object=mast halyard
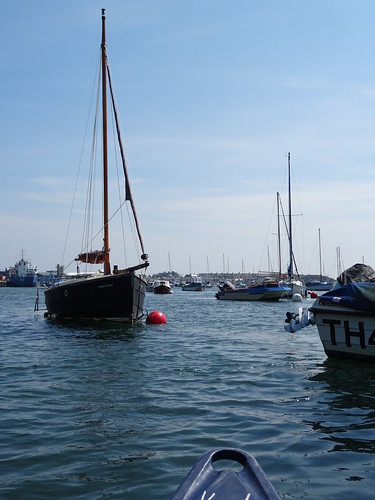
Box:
[101,8,110,275]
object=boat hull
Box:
[305,281,333,292]
[153,284,172,294]
[44,271,146,323]
[216,285,287,301]
[7,276,37,287]
[182,283,205,291]
[282,280,306,298]
[310,303,375,361]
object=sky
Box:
[2,0,375,278]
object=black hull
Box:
[44,271,146,323]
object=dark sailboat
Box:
[44,9,149,322]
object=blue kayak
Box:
[172,448,279,499]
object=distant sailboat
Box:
[44,10,149,322]
[305,228,333,291]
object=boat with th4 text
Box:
[153,280,173,294]
[285,263,375,362]
[7,252,37,287]
[43,9,149,322]
[309,263,375,361]
[216,278,289,301]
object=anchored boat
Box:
[7,252,37,288]
[310,263,375,361]
[153,280,173,294]
[216,279,289,301]
[44,9,149,322]
[182,274,205,291]
[285,264,375,362]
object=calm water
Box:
[1,287,375,499]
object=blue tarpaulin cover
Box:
[321,283,375,312]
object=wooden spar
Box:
[101,8,110,275]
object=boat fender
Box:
[285,307,315,333]
[146,310,167,324]
[292,293,302,302]
[310,291,318,298]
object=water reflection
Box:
[307,359,375,453]
[41,314,146,342]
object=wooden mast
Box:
[101,8,110,275]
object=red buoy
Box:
[310,291,318,298]
[146,310,167,324]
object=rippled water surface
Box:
[1,287,375,498]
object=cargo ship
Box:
[7,252,37,287]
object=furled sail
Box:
[75,251,106,264]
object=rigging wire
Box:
[81,71,101,272]
[60,50,147,274]
[109,102,144,266]
[109,99,128,268]
[106,59,146,257]
[279,196,302,278]
[60,52,102,271]
[63,200,128,273]
[106,59,144,263]
[256,194,277,275]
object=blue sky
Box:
[2,0,375,278]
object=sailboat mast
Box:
[101,8,110,275]
[287,152,293,279]
[318,227,322,280]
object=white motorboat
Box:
[153,280,173,294]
